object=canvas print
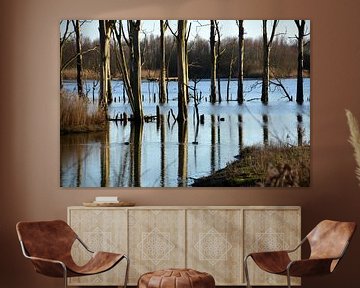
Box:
[60,20,310,188]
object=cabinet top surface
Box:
[68,205,301,210]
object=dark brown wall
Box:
[1,0,360,287]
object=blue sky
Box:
[60,20,310,42]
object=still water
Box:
[61,78,310,187]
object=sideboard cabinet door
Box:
[68,208,128,286]
[187,209,243,285]
[243,208,301,286]
[128,209,186,284]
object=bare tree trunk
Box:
[100,130,110,187]
[129,20,144,122]
[99,20,113,108]
[113,20,143,122]
[113,21,135,111]
[215,21,222,103]
[227,42,236,102]
[261,20,279,104]
[159,20,167,104]
[210,20,217,103]
[60,20,70,90]
[295,20,305,104]
[185,35,190,103]
[130,122,143,187]
[177,121,188,187]
[237,20,244,104]
[160,115,166,186]
[73,20,84,97]
[262,44,270,103]
[177,20,188,123]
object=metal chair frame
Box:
[18,226,129,288]
[244,236,350,288]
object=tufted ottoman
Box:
[138,268,215,288]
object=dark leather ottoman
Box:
[138,268,215,288]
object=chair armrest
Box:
[287,258,336,277]
[25,255,67,277]
[286,237,307,253]
[76,236,94,253]
[246,251,291,274]
[19,240,67,277]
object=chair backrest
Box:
[307,220,356,262]
[16,220,77,261]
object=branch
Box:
[61,47,98,71]
[269,79,292,101]
[268,20,279,46]
[186,22,192,43]
[60,20,70,47]
[112,25,136,112]
[236,20,243,28]
[167,20,178,37]
[118,21,129,47]
[194,20,210,35]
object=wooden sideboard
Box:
[67,206,301,286]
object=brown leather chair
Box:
[16,220,129,288]
[244,220,356,288]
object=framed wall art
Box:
[60,20,310,188]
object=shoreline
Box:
[191,145,310,187]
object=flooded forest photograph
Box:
[60,20,310,188]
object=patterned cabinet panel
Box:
[128,209,186,284]
[243,208,301,286]
[187,209,243,285]
[68,208,128,286]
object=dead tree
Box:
[60,20,96,90]
[295,20,306,104]
[210,20,217,103]
[177,20,188,123]
[215,22,224,103]
[128,20,144,122]
[72,20,84,97]
[99,20,113,108]
[159,20,167,104]
[113,21,134,109]
[227,40,237,102]
[261,20,279,104]
[237,20,244,104]
[113,20,144,122]
[189,76,203,123]
[60,20,71,89]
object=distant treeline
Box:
[61,35,310,80]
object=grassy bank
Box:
[62,68,161,81]
[60,91,107,134]
[192,145,310,187]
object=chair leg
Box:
[62,265,68,288]
[286,270,291,288]
[123,255,130,288]
[244,255,252,288]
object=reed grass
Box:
[62,68,99,80]
[60,91,107,134]
[346,109,360,186]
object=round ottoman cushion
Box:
[138,268,215,288]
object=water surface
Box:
[61,78,310,187]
